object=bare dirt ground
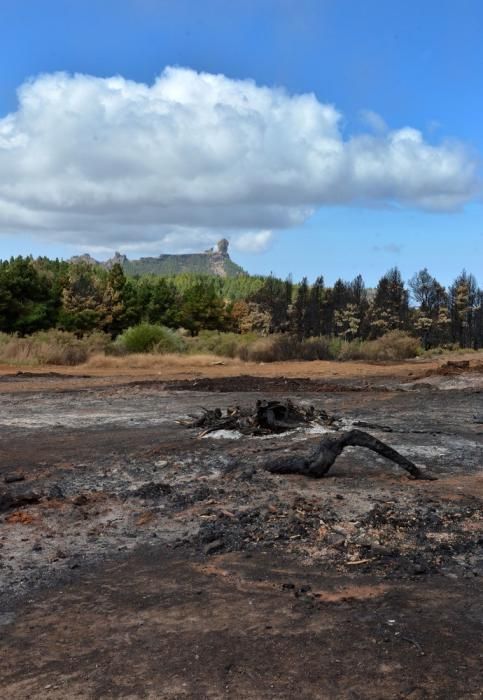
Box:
[0,355,482,699]
[0,349,479,391]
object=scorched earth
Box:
[0,357,482,699]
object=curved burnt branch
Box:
[264,429,436,480]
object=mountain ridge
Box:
[69,239,245,278]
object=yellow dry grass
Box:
[83,352,243,370]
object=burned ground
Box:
[0,367,482,698]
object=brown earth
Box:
[0,357,482,699]
[0,350,480,392]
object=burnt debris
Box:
[186,400,436,480]
[185,399,335,437]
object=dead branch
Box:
[264,429,436,480]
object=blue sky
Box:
[0,0,482,286]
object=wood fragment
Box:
[346,558,375,566]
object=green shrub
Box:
[116,324,185,354]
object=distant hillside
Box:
[69,239,245,278]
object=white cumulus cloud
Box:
[0,67,478,254]
[359,109,387,134]
[232,230,273,253]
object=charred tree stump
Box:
[264,429,436,480]
[188,399,330,437]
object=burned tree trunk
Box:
[264,429,436,480]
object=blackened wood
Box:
[264,429,436,480]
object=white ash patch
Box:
[391,444,450,458]
[0,411,173,430]
[202,422,334,441]
[305,423,334,436]
[202,430,243,440]
[401,374,483,391]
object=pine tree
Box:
[292,277,310,339]
[101,263,127,336]
[307,276,324,337]
[370,268,409,337]
[60,263,103,332]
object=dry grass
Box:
[236,332,421,363]
[0,331,110,366]
[238,335,340,362]
[0,328,474,372]
[83,352,243,370]
[338,331,421,362]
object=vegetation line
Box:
[0,256,481,365]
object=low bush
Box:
[186,330,258,358]
[115,324,186,354]
[237,334,343,362]
[297,336,343,361]
[338,331,421,362]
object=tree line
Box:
[0,256,482,349]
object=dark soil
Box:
[0,371,481,698]
[166,375,390,393]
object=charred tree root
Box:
[264,429,437,480]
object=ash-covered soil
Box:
[0,371,482,699]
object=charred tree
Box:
[264,429,436,480]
